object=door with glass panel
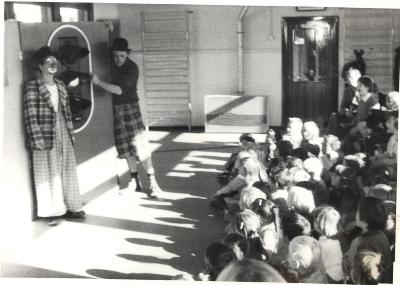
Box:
[282,17,338,127]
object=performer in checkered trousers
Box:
[91,38,164,198]
[24,46,85,222]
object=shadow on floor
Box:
[1,263,91,278]
[83,132,231,278]
[86,269,171,280]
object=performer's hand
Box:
[90,73,100,85]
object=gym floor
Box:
[1,131,266,279]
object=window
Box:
[60,7,79,22]
[4,2,93,22]
[12,3,51,23]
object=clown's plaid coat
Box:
[24,77,75,150]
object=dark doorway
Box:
[282,17,339,127]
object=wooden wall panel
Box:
[344,8,394,93]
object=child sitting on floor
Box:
[216,258,286,282]
[282,210,312,241]
[302,121,323,156]
[351,249,384,285]
[313,205,344,283]
[286,235,328,283]
[342,197,391,282]
[218,133,257,183]
[282,117,303,149]
[222,233,250,260]
[201,242,237,281]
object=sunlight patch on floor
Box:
[147,131,171,142]
[173,163,222,173]
[166,171,196,178]
[171,132,266,145]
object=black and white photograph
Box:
[1,0,400,284]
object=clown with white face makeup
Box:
[23,46,85,223]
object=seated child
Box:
[342,197,391,281]
[350,249,383,285]
[222,233,250,260]
[216,258,286,282]
[239,186,267,210]
[210,151,257,209]
[370,113,397,168]
[282,117,303,149]
[225,209,268,261]
[282,210,312,241]
[287,186,315,218]
[223,157,267,211]
[286,235,328,283]
[201,242,237,281]
[313,205,344,283]
[321,134,341,173]
[302,121,323,156]
[252,198,287,266]
[220,133,256,180]
[302,157,330,205]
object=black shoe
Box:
[42,216,63,226]
[64,210,86,219]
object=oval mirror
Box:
[47,24,93,133]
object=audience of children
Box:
[203,79,397,283]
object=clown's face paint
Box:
[40,56,58,74]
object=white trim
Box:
[47,24,93,134]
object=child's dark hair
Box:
[277,140,294,158]
[282,210,312,241]
[358,197,388,231]
[358,76,375,92]
[204,242,237,281]
[223,233,250,258]
[239,133,256,144]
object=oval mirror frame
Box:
[47,24,94,134]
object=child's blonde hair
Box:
[242,157,262,185]
[288,236,322,276]
[226,209,261,237]
[239,187,267,210]
[288,117,303,133]
[287,186,315,215]
[313,206,341,238]
[303,157,323,179]
[279,167,311,188]
[351,250,382,284]
[303,121,320,139]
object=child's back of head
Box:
[216,258,286,282]
[312,205,341,238]
[282,211,311,241]
[287,186,316,216]
[225,209,261,237]
[222,233,249,260]
[287,235,327,283]
[357,197,388,232]
[239,186,267,210]
[351,249,382,285]
[204,242,237,281]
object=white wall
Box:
[93,3,119,20]
[96,4,344,126]
[1,21,34,256]
[93,4,397,127]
